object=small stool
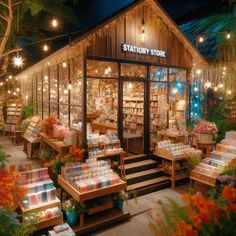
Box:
[197,141,216,158]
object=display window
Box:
[32,75,37,115]
[150,82,168,151]
[150,66,168,81]
[43,72,49,118]
[50,65,58,104]
[37,74,42,118]
[87,78,118,135]
[169,68,187,82]
[121,63,146,78]
[87,60,118,78]
[59,62,69,104]
[59,104,69,126]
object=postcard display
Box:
[18,167,63,230]
[6,101,22,124]
[191,131,236,187]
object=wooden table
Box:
[40,132,72,156]
[197,141,216,158]
[153,150,190,189]
[58,175,130,235]
[123,133,143,156]
[91,122,116,134]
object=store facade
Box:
[17,0,206,155]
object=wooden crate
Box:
[35,214,63,230]
[190,170,217,187]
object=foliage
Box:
[0,207,37,236]
[0,167,27,208]
[115,190,138,204]
[62,198,85,215]
[38,149,53,161]
[224,158,236,176]
[21,117,32,134]
[149,186,236,236]
[184,155,201,171]
[0,149,10,168]
[22,103,33,119]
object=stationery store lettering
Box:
[121,44,167,58]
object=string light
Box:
[25,95,28,99]
[16,88,20,92]
[226,32,231,39]
[44,75,48,80]
[64,89,68,95]
[13,92,16,96]
[214,87,218,91]
[197,35,204,43]
[227,90,232,95]
[218,83,224,88]
[12,55,24,67]
[0,82,3,86]
[223,67,226,71]
[204,81,212,89]
[62,62,67,68]
[8,75,12,79]
[7,90,11,94]
[194,87,199,92]
[196,69,201,75]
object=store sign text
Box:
[121,44,167,58]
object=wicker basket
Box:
[198,134,212,143]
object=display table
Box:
[58,175,130,235]
[123,133,143,156]
[197,141,216,158]
[190,170,217,188]
[40,132,72,156]
[158,132,186,143]
[153,150,190,189]
[23,136,40,158]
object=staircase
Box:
[121,154,170,195]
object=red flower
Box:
[222,186,236,202]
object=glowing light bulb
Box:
[196,69,201,75]
[104,69,109,75]
[8,75,12,79]
[227,90,232,95]
[78,81,82,86]
[44,75,48,80]
[204,81,212,89]
[62,62,67,68]
[68,83,72,90]
[13,92,16,95]
[43,44,49,52]
[140,22,145,42]
[16,88,20,92]
[194,87,199,92]
[171,87,178,94]
[12,56,24,68]
[51,19,58,28]
[218,84,224,88]
[214,87,218,91]
[223,67,226,71]
[7,90,11,94]
[95,69,98,74]
[64,89,68,95]
[226,33,231,39]
[25,95,28,99]
[198,36,204,43]
[0,82,3,86]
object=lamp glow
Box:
[196,69,201,75]
[218,84,224,88]
[51,19,58,28]
[204,81,212,89]
[171,87,178,95]
[16,88,20,92]
[214,87,218,91]
[226,33,231,39]
[43,44,49,52]
[194,87,199,92]
[64,89,68,95]
[12,56,24,68]
[227,90,232,95]
[62,62,67,68]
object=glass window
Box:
[32,76,37,115]
[87,79,118,135]
[121,63,146,78]
[169,68,187,82]
[150,66,168,81]
[43,72,49,118]
[87,60,118,78]
[70,105,82,130]
[59,63,68,104]
[150,82,168,151]
[50,103,58,116]
[37,74,42,117]
[59,104,69,126]
[169,82,187,131]
[50,65,58,104]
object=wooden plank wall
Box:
[85,2,192,68]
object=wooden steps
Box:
[126,168,162,185]
[127,176,170,190]
[123,159,157,174]
[120,154,170,194]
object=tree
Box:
[0,0,78,75]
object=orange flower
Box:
[190,214,202,229]
[231,204,236,213]
[199,208,211,224]
[222,186,236,202]
[174,220,198,236]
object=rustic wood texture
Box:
[85,2,193,68]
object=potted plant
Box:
[0,149,10,168]
[38,149,53,165]
[115,190,137,210]
[62,198,85,226]
[42,114,58,138]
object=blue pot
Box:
[116,200,124,210]
[66,211,78,226]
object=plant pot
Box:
[198,134,212,143]
[115,200,124,210]
[66,211,78,226]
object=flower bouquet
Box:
[42,114,58,138]
[69,145,84,162]
[149,186,236,236]
[194,119,218,143]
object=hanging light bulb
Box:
[12,55,24,68]
[51,18,58,28]
[226,31,231,39]
[8,90,11,94]
[13,92,17,95]
[43,44,49,52]
[223,67,226,71]
[8,75,12,79]
[214,86,218,91]
[43,88,46,92]
[0,82,3,86]
[16,88,20,92]
[194,87,199,92]
[218,83,224,88]
[25,95,28,99]
[227,90,232,95]
[204,81,212,89]
[62,62,67,68]
[140,18,145,42]
[6,78,8,82]
[78,81,82,86]
[95,69,98,74]
[68,81,72,90]
[197,35,204,43]
[64,89,68,95]
[44,75,48,80]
